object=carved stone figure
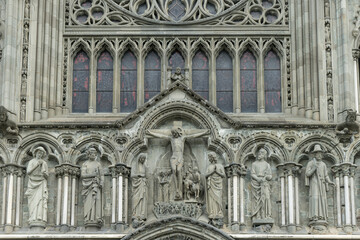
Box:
[0,106,19,136]
[146,121,209,200]
[157,169,172,202]
[305,144,335,230]
[171,67,185,82]
[81,147,103,229]
[25,146,48,228]
[251,148,272,220]
[184,165,201,201]
[206,152,225,228]
[131,153,147,228]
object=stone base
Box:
[30,221,46,231]
[287,224,296,233]
[231,223,239,232]
[4,225,13,233]
[115,222,127,232]
[343,225,353,234]
[85,222,102,231]
[60,224,70,233]
[252,218,274,233]
[309,220,328,233]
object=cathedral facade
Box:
[0,0,360,239]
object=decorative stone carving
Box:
[81,147,104,230]
[184,165,201,201]
[157,168,172,202]
[131,153,148,228]
[168,67,189,86]
[153,202,202,219]
[251,148,274,232]
[25,146,49,229]
[336,110,359,145]
[206,152,225,228]
[0,106,19,136]
[305,144,335,232]
[146,121,209,200]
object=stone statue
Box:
[131,153,147,228]
[25,146,48,227]
[146,121,209,200]
[171,67,185,82]
[157,169,172,202]
[81,147,103,228]
[184,165,201,201]
[305,144,335,229]
[251,148,272,220]
[205,152,225,228]
[0,106,19,136]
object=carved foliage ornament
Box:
[69,0,286,26]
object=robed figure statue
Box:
[305,144,334,225]
[81,147,104,228]
[25,146,49,227]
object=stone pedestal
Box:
[252,218,274,233]
[309,220,328,233]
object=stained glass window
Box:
[264,50,281,112]
[216,50,233,112]
[144,51,161,102]
[121,50,137,112]
[96,51,113,113]
[192,51,209,100]
[168,50,185,73]
[72,51,89,113]
[240,51,257,112]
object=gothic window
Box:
[144,50,161,102]
[240,51,257,112]
[168,50,185,73]
[264,50,281,112]
[72,51,90,113]
[121,50,137,113]
[216,50,233,112]
[96,50,113,113]
[192,50,209,100]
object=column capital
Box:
[55,163,81,177]
[276,162,302,177]
[225,163,247,177]
[332,163,357,177]
[0,164,26,177]
[110,163,131,177]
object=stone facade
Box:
[0,0,360,239]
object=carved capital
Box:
[225,163,247,177]
[55,164,81,177]
[110,163,131,177]
[277,163,302,177]
[0,164,26,177]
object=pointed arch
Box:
[168,48,186,73]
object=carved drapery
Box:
[0,164,25,233]
[225,163,247,231]
[109,163,131,229]
[55,164,80,230]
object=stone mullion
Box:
[210,40,216,106]
[89,38,95,114]
[279,168,286,228]
[137,44,144,107]
[161,42,167,90]
[259,40,265,113]
[349,166,357,229]
[55,169,62,226]
[234,43,240,113]
[113,39,119,113]
[14,168,25,230]
[1,171,7,227]
[110,166,117,225]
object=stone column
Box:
[0,164,25,233]
[225,163,247,231]
[55,164,80,232]
[109,163,130,231]
[277,163,302,233]
[349,165,357,230]
[353,49,360,111]
[331,165,342,229]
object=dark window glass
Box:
[168,50,185,73]
[192,51,209,100]
[240,51,257,112]
[216,50,233,112]
[72,51,89,113]
[144,51,161,102]
[96,51,113,113]
[264,50,281,112]
[121,50,137,112]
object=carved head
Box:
[33,146,46,159]
[256,148,268,161]
[346,111,357,122]
[138,153,146,164]
[87,147,98,160]
[0,106,8,122]
[171,127,183,138]
[311,144,324,161]
[175,67,181,74]
[208,152,217,164]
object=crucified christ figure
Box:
[146,121,210,200]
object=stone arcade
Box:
[1,0,360,239]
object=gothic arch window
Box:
[96,50,113,113]
[72,50,90,113]
[168,50,185,72]
[192,50,209,100]
[120,50,137,113]
[264,50,281,113]
[216,50,233,112]
[144,50,161,102]
[240,50,257,112]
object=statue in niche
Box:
[205,152,225,228]
[146,121,209,200]
[131,153,148,228]
[25,146,48,227]
[81,147,104,228]
[305,144,335,230]
[251,148,272,220]
[184,165,201,201]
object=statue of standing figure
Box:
[251,148,272,220]
[81,147,103,229]
[206,152,225,228]
[25,146,48,228]
[305,144,334,230]
[131,153,148,228]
